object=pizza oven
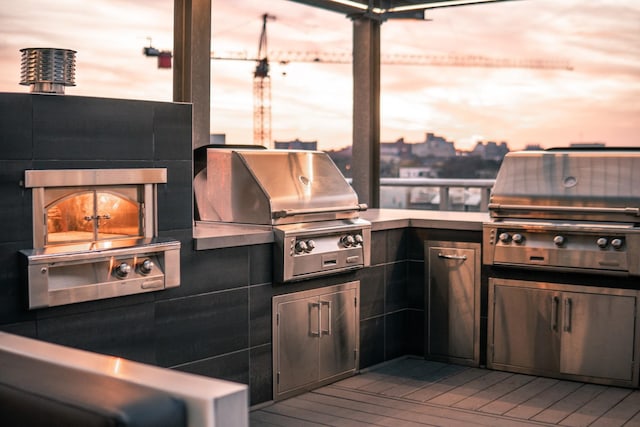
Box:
[20,168,181,309]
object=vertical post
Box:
[351,16,381,208]
[173,0,211,149]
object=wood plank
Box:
[282,394,433,427]
[401,363,471,401]
[313,385,551,426]
[403,366,488,402]
[453,373,537,411]
[560,387,633,427]
[478,376,559,416]
[590,390,640,427]
[250,409,326,427]
[531,383,607,424]
[503,379,582,420]
[427,370,513,406]
[262,399,366,426]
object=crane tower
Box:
[254,14,276,148]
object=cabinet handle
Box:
[310,302,320,336]
[321,301,332,336]
[563,297,572,332]
[438,253,467,261]
[551,295,559,331]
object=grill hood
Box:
[194,148,366,226]
[489,148,640,222]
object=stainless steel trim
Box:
[489,204,640,218]
[24,168,167,187]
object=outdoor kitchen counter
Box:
[193,209,487,250]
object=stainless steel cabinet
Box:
[488,278,640,387]
[426,241,481,366]
[272,281,359,401]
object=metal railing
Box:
[378,178,495,211]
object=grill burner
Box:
[483,148,640,276]
[194,147,370,282]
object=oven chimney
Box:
[20,48,76,94]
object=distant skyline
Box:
[1,0,639,151]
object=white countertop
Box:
[193,209,487,250]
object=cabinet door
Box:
[319,288,358,381]
[560,292,636,381]
[427,242,480,364]
[275,297,320,395]
[491,284,561,374]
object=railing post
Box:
[439,186,449,211]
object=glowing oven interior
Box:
[45,188,142,246]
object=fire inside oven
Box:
[44,187,142,246]
[21,169,180,309]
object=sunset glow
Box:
[1,0,638,151]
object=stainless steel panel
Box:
[426,241,480,366]
[489,281,560,374]
[24,168,167,187]
[273,219,370,283]
[489,150,640,222]
[22,238,181,309]
[483,222,640,275]
[560,292,636,381]
[195,149,362,225]
[318,288,358,381]
[488,278,640,387]
[274,298,319,394]
[272,281,359,401]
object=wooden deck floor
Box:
[250,357,640,426]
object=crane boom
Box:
[213,50,572,70]
[145,15,572,147]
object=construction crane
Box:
[144,15,572,147]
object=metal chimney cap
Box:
[20,47,76,94]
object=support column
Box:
[173,0,211,149]
[351,16,381,208]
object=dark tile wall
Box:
[357,228,424,370]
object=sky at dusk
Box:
[1,0,639,152]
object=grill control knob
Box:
[596,237,608,249]
[354,234,364,245]
[306,240,316,252]
[114,262,131,278]
[553,235,566,247]
[611,238,624,250]
[294,240,308,253]
[498,232,511,243]
[139,259,154,275]
[512,233,524,244]
[341,235,355,247]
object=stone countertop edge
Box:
[193,210,488,250]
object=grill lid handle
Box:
[272,203,368,219]
[488,204,640,217]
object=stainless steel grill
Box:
[483,148,640,388]
[194,147,370,282]
[483,148,640,276]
